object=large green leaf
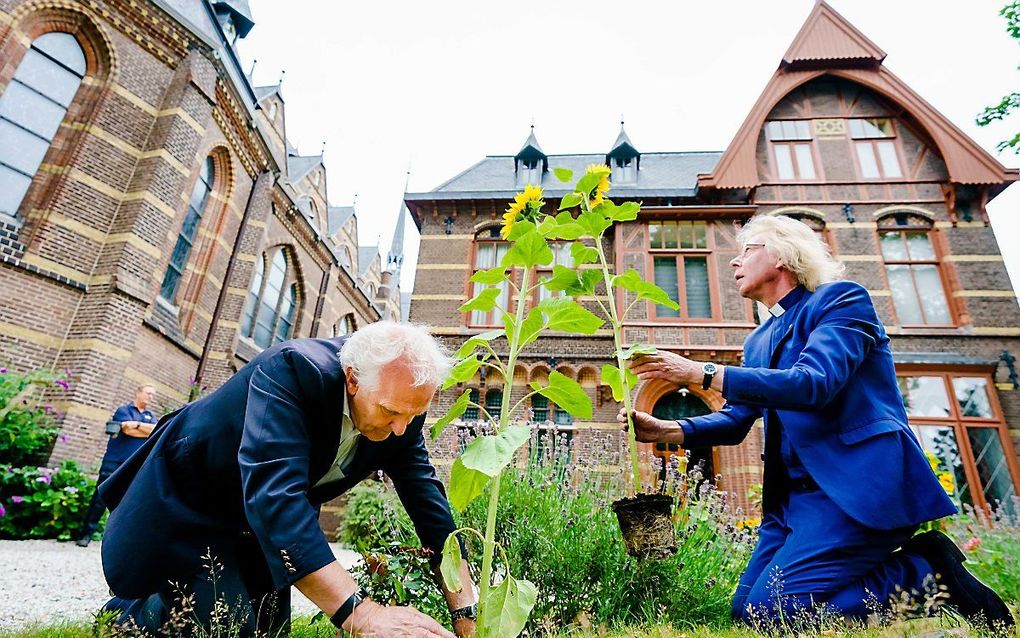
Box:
[539,266,600,298]
[570,242,599,265]
[615,343,657,361]
[504,219,536,242]
[478,574,538,638]
[460,287,502,314]
[470,266,509,285]
[503,227,553,269]
[431,388,472,439]
[611,269,680,311]
[601,364,639,402]
[553,167,573,183]
[574,172,602,198]
[576,209,613,238]
[448,457,490,511]
[606,201,640,222]
[558,192,582,211]
[455,330,505,358]
[443,355,485,390]
[440,533,463,593]
[531,371,592,419]
[517,307,544,349]
[534,297,603,335]
[460,425,532,477]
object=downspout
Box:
[310,265,331,337]
[194,169,273,392]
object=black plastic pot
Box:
[612,494,677,560]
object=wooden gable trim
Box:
[783,1,885,66]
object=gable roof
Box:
[782,1,885,66]
[287,154,322,183]
[358,246,378,276]
[327,206,355,236]
[698,1,1018,194]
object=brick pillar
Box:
[49,51,219,465]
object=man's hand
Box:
[630,352,701,385]
[618,407,684,445]
[344,599,456,637]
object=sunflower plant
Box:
[431,165,678,636]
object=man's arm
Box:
[120,421,155,438]
[382,419,478,632]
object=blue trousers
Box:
[732,487,934,626]
[79,458,121,539]
[102,535,290,638]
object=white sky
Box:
[236,0,1020,296]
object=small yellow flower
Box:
[938,471,955,494]
[502,184,544,238]
[585,163,611,207]
[925,451,941,472]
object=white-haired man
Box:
[99,322,476,638]
[621,215,1013,630]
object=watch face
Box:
[703,362,718,374]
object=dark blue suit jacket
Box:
[100,337,456,598]
[681,281,956,530]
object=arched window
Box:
[240,247,300,348]
[484,388,503,422]
[878,212,951,326]
[0,32,86,217]
[161,156,215,302]
[334,313,356,336]
[463,389,480,421]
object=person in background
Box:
[75,384,157,547]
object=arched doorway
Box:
[651,390,714,482]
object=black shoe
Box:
[904,530,1015,632]
[75,536,91,547]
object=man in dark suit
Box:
[621,215,1014,631]
[100,322,475,638]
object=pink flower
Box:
[63,486,78,494]
[11,496,24,504]
[59,433,68,444]
[35,475,51,484]
[55,378,71,390]
[961,537,981,552]
[0,504,5,517]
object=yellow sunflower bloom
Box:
[938,471,955,494]
[502,184,544,238]
[585,163,611,208]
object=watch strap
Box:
[330,587,369,629]
[450,604,477,622]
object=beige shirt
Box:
[314,394,361,487]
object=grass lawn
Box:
[2,610,1016,638]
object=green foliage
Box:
[977,1,1020,151]
[335,479,415,552]
[945,505,1020,603]
[0,460,96,540]
[0,367,71,467]
[457,458,756,633]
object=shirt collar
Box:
[767,285,807,317]
[342,392,358,438]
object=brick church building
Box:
[408,2,1020,513]
[0,0,407,466]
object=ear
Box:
[344,367,359,395]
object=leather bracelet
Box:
[330,587,369,629]
[450,603,477,622]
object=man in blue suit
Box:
[100,322,475,638]
[621,215,1013,631]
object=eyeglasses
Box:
[739,242,766,259]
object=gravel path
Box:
[0,539,361,630]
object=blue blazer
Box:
[681,281,956,530]
[100,336,457,599]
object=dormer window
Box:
[514,125,547,188]
[517,157,542,187]
[220,15,237,42]
[612,156,636,184]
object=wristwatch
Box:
[450,603,478,622]
[330,587,369,629]
[701,362,718,390]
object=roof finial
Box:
[404,161,412,193]
[320,140,326,156]
[620,113,625,127]
[278,69,286,86]
[352,192,359,211]
[248,58,257,79]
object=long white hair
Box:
[338,321,452,391]
[737,215,845,290]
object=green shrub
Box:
[458,449,755,633]
[945,501,1020,603]
[336,478,416,551]
[0,367,71,467]
[0,460,96,540]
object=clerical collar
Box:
[767,285,807,317]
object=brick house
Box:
[0,0,407,469]
[407,2,1020,513]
